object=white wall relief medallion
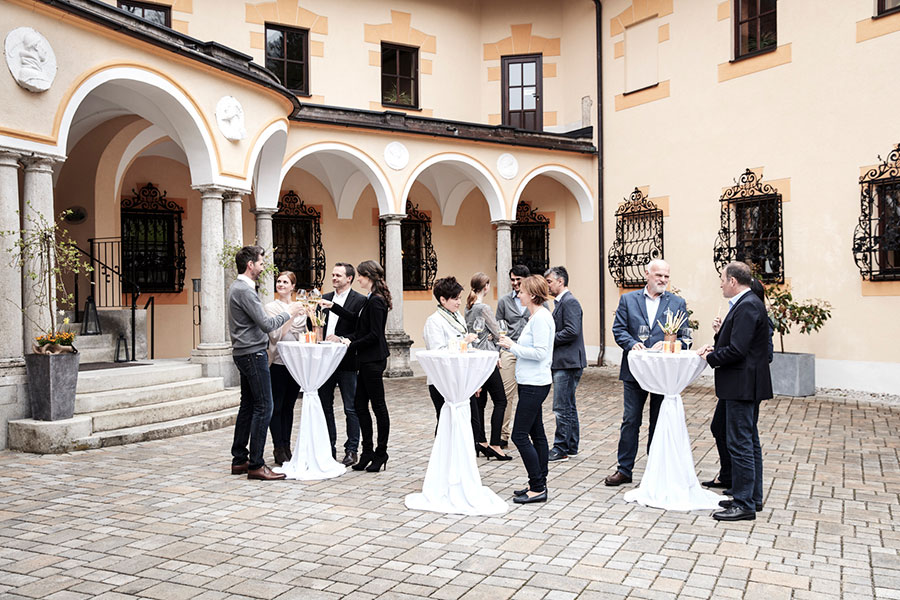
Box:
[215,96,246,141]
[384,142,409,170]
[497,153,518,180]
[5,27,57,93]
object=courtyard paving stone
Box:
[0,368,897,599]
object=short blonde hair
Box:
[519,274,550,306]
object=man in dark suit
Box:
[606,259,688,486]
[319,263,367,466]
[544,266,587,462]
[699,261,772,521]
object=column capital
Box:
[222,192,245,203]
[491,219,517,230]
[380,213,406,224]
[20,154,62,172]
[0,150,23,166]
[192,184,226,198]
[252,206,277,216]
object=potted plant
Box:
[2,207,92,420]
[765,286,832,397]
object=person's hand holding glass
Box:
[497,319,512,350]
[633,324,650,351]
[680,327,693,351]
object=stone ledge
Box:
[8,416,92,454]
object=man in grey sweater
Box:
[229,246,304,480]
[496,264,533,447]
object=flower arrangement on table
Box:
[303,289,327,343]
[657,310,688,353]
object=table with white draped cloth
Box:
[623,350,723,511]
[273,341,348,481]
[405,349,508,516]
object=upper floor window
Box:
[379,201,437,291]
[118,0,171,27]
[608,188,664,288]
[713,169,784,283]
[854,145,900,281]
[878,0,900,16]
[121,182,186,293]
[381,43,418,108]
[273,191,325,289]
[512,201,550,276]
[266,24,309,95]
[502,55,542,131]
[734,0,776,59]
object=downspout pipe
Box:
[593,0,605,365]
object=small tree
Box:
[765,287,831,353]
[219,241,279,295]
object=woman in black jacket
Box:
[324,260,392,473]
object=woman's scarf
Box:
[436,304,467,334]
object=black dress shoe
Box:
[498,440,508,449]
[719,499,763,511]
[701,478,731,489]
[481,445,513,461]
[604,471,632,486]
[712,506,756,521]
[513,490,547,504]
[273,447,289,466]
[341,451,358,466]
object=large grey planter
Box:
[24,352,80,420]
[770,352,815,397]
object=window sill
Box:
[730,46,777,64]
[381,103,422,112]
[718,44,791,83]
[622,82,659,97]
[873,6,900,19]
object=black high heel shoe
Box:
[482,445,513,461]
[352,452,375,471]
[475,444,487,457]
[366,454,388,472]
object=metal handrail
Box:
[143,295,155,359]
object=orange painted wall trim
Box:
[614,80,670,111]
[857,10,900,43]
[718,44,792,83]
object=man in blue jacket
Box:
[545,266,587,462]
[606,259,688,486]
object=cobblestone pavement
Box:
[1,368,898,600]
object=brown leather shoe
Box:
[247,465,286,480]
[231,461,249,475]
[341,451,358,466]
[604,471,633,486]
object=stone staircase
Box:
[8,360,240,453]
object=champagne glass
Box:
[497,319,508,336]
[680,327,693,350]
[473,316,485,335]
[638,325,650,345]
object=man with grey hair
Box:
[606,259,688,486]
[544,266,586,462]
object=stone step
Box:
[77,347,116,364]
[90,389,240,433]
[75,377,225,413]
[74,333,117,348]
[76,361,203,394]
[72,406,239,451]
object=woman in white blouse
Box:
[265,271,307,466]
[422,276,476,423]
[498,275,556,504]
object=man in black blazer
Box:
[699,261,772,521]
[319,263,367,466]
[545,266,587,462]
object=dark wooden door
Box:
[502,54,542,131]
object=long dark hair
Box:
[357,260,392,310]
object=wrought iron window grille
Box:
[853,144,900,281]
[379,201,437,291]
[608,188,664,288]
[273,190,326,290]
[713,169,784,283]
[512,201,550,276]
[121,182,186,293]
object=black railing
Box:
[72,238,144,361]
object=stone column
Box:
[21,156,58,349]
[0,151,24,364]
[381,214,412,377]
[190,186,236,385]
[493,220,516,297]
[222,192,243,339]
[253,207,276,301]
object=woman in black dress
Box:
[324,260,392,473]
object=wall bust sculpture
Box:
[384,141,409,170]
[497,153,519,180]
[215,96,246,141]
[5,27,57,93]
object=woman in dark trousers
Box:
[324,260,392,473]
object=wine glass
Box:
[680,327,693,350]
[497,319,508,337]
[638,325,650,345]
[473,316,485,335]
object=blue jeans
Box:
[725,399,763,511]
[551,368,582,454]
[616,379,663,479]
[512,384,551,493]
[320,370,360,454]
[231,350,274,470]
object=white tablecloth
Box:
[405,349,508,515]
[274,341,348,481]
[623,350,722,511]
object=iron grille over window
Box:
[273,190,325,290]
[713,169,784,283]
[381,43,418,108]
[118,1,171,27]
[379,201,437,291]
[121,182,186,293]
[734,0,776,59]
[608,188,664,288]
[853,144,900,281]
[265,24,309,94]
[512,201,550,276]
